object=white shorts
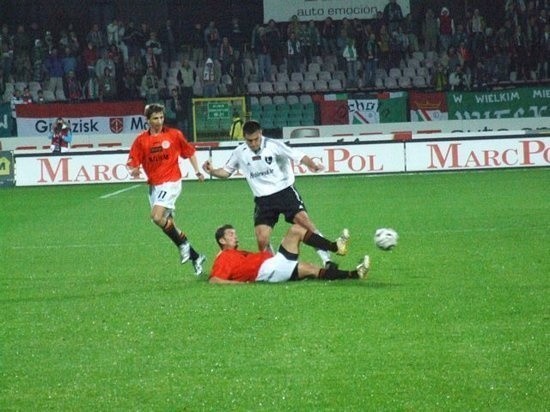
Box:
[257,252,298,283]
[149,180,182,210]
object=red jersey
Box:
[210,249,273,282]
[127,126,196,185]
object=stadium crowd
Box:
[1,0,549,131]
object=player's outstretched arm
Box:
[202,160,232,179]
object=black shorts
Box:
[254,185,307,227]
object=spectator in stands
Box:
[64,70,82,102]
[1,42,14,79]
[402,13,420,53]
[159,19,177,65]
[287,15,301,39]
[540,23,550,79]
[106,19,121,48]
[342,37,359,88]
[36,89,45,103]
[377,24,391,71]
[136,22,151,57]
[140,65,160,103]
[13,50,32,82]
[254,26,272,82]
[83,74,99,100]
[422,8,439,52]
[44,48,65,94]
[114,20,129,64]
[383,0,404,33]
[432,62,448,91]
[202,57,218,97]
[0,68,6,99]
[82,41,99,79]
[145,31,163,63]
[449,64,469,90]
[452,24,469,49]
[31,39,46,82]
[142,46,160,77]
[303,20,321,64]
[10,89,23,135]
[457,42,472,75]
[0,23,12,46]
[469,9,486,55]
[204,21,220,60]
[320,17,338,56]
[86,23,107,52]
[362,33,379,87]
[388,29,403,69]
[265,19,283,67]
[511,24,531,80]
[176,57,195,126]
[438,7,455,53]
[189,23,204,64]
[219,36,234,75]
[21,86,33,103]
[98,66,117,101]
[286,31,302,75]
[229,49,245,95]
[44,30,54,54]
[61,46,78,75]
[123,21,142,60]
[351,19,366,58]
[12,24,32,62]
[229,17,246,54]
[165,87,186,132]
[95,48,116,80]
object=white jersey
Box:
[223,135,305,197]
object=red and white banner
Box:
[15,101,146,137]
[409,91,448,121]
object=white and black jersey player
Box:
[203,120,348,266]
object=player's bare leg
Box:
[150,205,202,268]
[255,224,273,253]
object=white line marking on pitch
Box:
[100,184,141,199]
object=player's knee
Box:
[150,211,164,226]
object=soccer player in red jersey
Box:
[127,103,206,275]
[209,224,370,284]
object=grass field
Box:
[1,168,548,411]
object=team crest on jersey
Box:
[264,156,273,164]
[162,140,171,149]
[109,117,124,134]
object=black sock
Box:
[163,219,187,246]
[303,230,337,252]
[189,246,199,261]
[319,267,358,280]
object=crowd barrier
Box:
[4,129,548,187]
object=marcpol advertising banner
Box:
[447,86,550,120]
[263,0,410,22]
[15,101,146,137]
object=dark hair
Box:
[144,103,165,119]
[215,224,234,248]
[242,120,261,136]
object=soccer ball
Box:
[374,228,399,250]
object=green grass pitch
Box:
[1,168,548,410]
